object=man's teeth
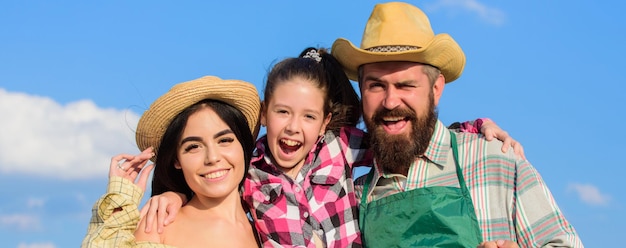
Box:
[383,117,404,122]
[203,170,228,179]
[281,139,301,146]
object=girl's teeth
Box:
[281,139,301,146]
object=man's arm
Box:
[513,159,583,247]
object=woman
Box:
[82,76,261,247]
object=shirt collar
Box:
[251,135,282,175]
[423,120,452,167]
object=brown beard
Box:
[364,93,438,175]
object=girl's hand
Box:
[480,120,526,160]
[139,191,186,233]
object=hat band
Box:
[366,45,420,53]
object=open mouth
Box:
[382,116,407,123]
[380,116,409,132]
[279,138,302,153]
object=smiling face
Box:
[261,78,330,176]
[175,107,246,200]
[360,61,444,174]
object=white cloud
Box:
[568,183,611,206]
[26,197,46,209]
[426,0,506,26]
[0,88,140,179]
[18,242,56,248]
[0,214,41,231]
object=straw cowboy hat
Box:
[135,76,260,159]
[332,2,466,83]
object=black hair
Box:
[150,99,255,201]
[264,47,361,131]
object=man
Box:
[331,2,582,247]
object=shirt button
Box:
[303,211,309,218]
[294,187,301,193]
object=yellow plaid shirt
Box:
[81,176,174,248]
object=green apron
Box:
[359,131,482,247]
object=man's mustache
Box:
[372,107,417,124]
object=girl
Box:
[82,76,261,247]
[243,48,369,247]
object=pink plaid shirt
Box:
[243,126,371,248]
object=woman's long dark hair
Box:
[150,99,255,201]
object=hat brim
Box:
[135,76,260,161]
[332,34,465,83]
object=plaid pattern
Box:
[82,177,175,248]
[356,120,584,247]
[243,126,371,248]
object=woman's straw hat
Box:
[135,76,260,158]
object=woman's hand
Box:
[109,147,155,192]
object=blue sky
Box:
[1,0,623,247]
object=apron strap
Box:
[359,167,375,231]
[449,130,483,242]
[449,131,469,191]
